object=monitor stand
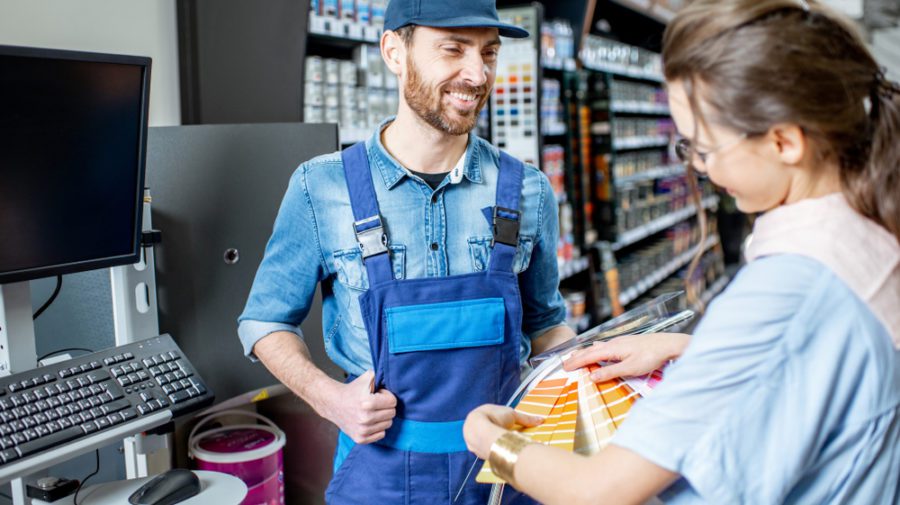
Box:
[0,282,40,504]
[0,282,38,377]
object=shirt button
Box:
[430,242,439,251]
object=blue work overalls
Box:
[324,142,535,505]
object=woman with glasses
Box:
[462,0,900,503]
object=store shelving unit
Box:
[177,0,731,332]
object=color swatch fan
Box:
[475,363,663,483]
[474,293,690,487]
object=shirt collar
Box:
[366,116,484,189]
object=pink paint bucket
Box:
[189,410,286,505]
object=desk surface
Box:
[33,470,247,505]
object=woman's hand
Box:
[562,333,691,382]
[463,405,542,460]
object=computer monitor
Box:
[0,45,151,285]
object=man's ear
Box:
[766,123,806,166]
[381,30,405,77]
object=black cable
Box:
[37,348,94,363]
[73,449,100,505]
[32,275,62,320]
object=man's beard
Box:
[403,55,490,136]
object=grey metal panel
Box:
[147,123,341,404]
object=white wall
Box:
[0,0,181,126]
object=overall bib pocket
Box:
[333,245,406,329]
[385,297,505,353]
[468,235,535,273]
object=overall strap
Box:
[488,151,525,273]
[341,142,394,285]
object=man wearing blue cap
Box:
[239,0,574,502]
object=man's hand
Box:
[562,333,690,382]
[252,332,397,445]
[323,370,398,444]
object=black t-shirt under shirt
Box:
[408,169,450,190]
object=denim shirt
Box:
[238,118,566,377]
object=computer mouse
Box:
[128,468,201,505]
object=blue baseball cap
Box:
[384,0,530,39]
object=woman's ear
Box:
[767,123,806,165]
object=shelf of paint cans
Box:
[303,47,397,138]
[618,235,719,306]
[308,0,385,44]
[614,164,685,186]
[611,102,671,115]
[612,135,670,151]
[610,195,719,251]
[559,256,590,282]
[581,35,665,83]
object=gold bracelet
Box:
[488,430,532,488]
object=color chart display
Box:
[476,364,663,484]
[492,6,541,167]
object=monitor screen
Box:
[0,46,150,284]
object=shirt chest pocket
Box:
[333,245,406,329]
[467,235,534,274]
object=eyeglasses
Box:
[675,133,748,166]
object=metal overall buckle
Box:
[491,206,521,247]
[354,215,389,262]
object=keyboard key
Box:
[95,417,111,430]
[142,359,154,368]
[68,367,79,376]
[20,380,31,390]
[136,405,149,416]
[22,429,38,441]
[17,426,84,457]
[58,370,71,379]
[35,401,49,412]
[167,351,179,361]
[7,384,19,393]
[123,352,134,360]
[0,448,19,463]
[79,422,98,434]
[42,374,55,383]
[24,405,39,416]
[107,413,123,425]
[11,433,26,445]
[30,378,42,388]
[104,358,114,366]
[35,425,50,438]
[45,410,59,421]
[34,389,48,400]
[169,391,190,404]
[90,361,101,370]
[46,421,61,433]
[89,385,104,397]
[79,364,91,373]
[21,418,36,429]
[33,414,48,425]
[58,418,72,429]
[89,407,104,419]
[22,393,36,404]
[101,399,130,415]
[0,437,12,449]
[120,408,137,421]
[86,371,110,384]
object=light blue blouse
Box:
[613,254,900,504]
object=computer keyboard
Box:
[0,334,213,475]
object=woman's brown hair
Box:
[663,0,900,307]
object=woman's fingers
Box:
[563,341,622,371]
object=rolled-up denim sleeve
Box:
[238,164,327,360]
[519,172,567,339]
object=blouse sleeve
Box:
[611,255,829,502]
